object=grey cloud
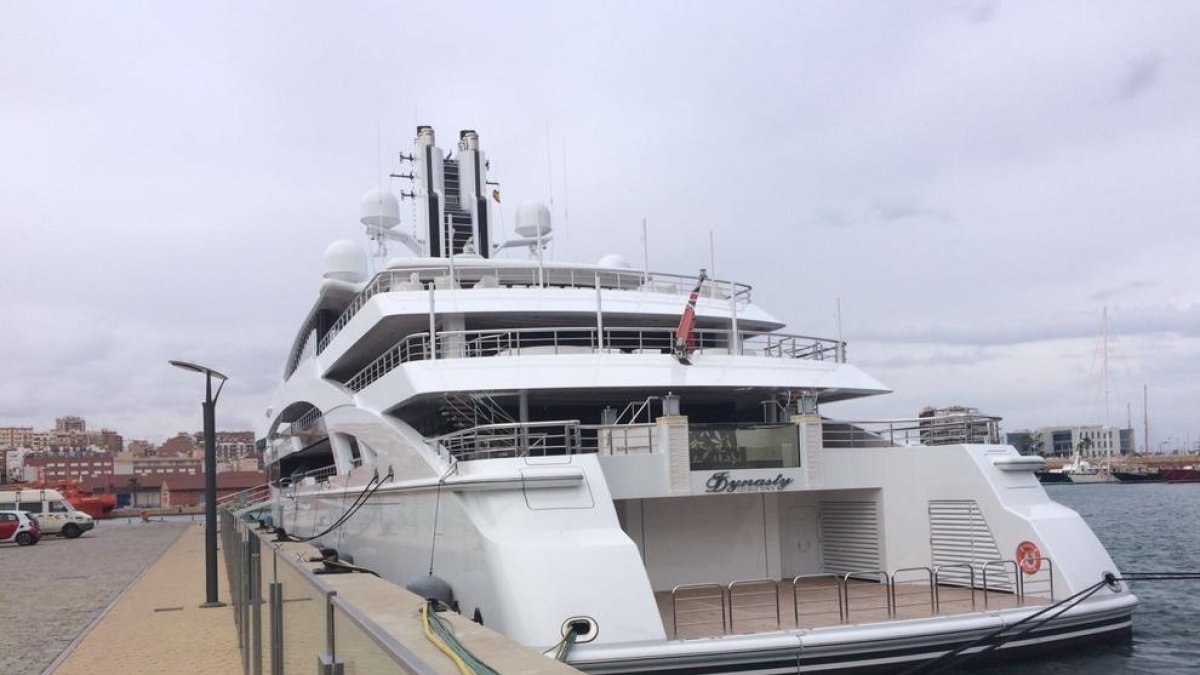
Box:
[1113,54,1163,102]
[946,0,997,24]
[856,347,999,370]
[3,2,1200,447]
[809,199,952,230]
[857,303,1200,347]
[872,200,953,225]
[1091,280,1153,302]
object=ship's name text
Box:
[704,471,794,493]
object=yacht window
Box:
[331,433,364,472]
[358,439,378,465]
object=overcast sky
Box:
[3,1,1198,451]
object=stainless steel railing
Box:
[792,574,846,625]
[666,557,1055,638]
[433,420,582,462]
[345,325,845,392]
[727,578,782,633]
[431,420,663,462]
[316,266,754,356]
[220,510,443,675]
[822,414,1003,448]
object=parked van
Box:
[0,489,94,538]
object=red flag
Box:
[673,269,708,364]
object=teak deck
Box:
[657,578,1047,640]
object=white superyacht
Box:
[263,125,1136,673]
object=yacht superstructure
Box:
[262,126,1135,673]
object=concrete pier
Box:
[10,521,578,674]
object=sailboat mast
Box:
[1144,384,1150,454]
[1103,306,1111,466]
[1103,306,1110,426]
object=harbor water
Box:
[967,483,1200,674]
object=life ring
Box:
[1016,541,1042,575]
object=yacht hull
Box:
[570,595,1135,674]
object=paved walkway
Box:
[0,521,189,675]
[53,523,241,675]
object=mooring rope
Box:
[286,467,394,543]
[899,570,1200,675]
[421,599,500,675]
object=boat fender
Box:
[407,574,454,607]
[309,547,340,563]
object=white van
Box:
[0,489,95,538]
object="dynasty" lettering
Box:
[705,471,794,493]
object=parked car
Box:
[0,489,95,538]
[0,510,41,545]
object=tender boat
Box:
[262,125,1136,673]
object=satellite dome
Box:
[597,254,632,269]
[322,240,368,283]
[514,201,552,238]
[360,188,400,229]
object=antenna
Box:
[836,297,844,350]
[641,218,650,284]
[375,117,384,272]
[562,138,570,259]
[709,230,716,282]
[545,119,555,261]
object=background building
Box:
[23,453,116,482]
[1007,425,1134,458]
[55,416,87,433]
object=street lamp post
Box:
[169,359,228,609]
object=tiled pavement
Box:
[51,523,241,675]
[0,520,190,675]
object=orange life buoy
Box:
[1016,541,1041,575]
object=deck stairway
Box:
[439,392,516,432]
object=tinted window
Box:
[22,502,43,513]
[50,501,70,513]
[0,502,15,510]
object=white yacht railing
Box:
[433,420,582,462]
[822,414,1002,448]
[315,267,752,355]
[431,420,661,462]
[345,326,845,392]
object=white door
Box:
[784,505,821,577]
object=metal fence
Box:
[666,558,1056,639]
[220,509,440,675]
[429,420,663,462]
[345,325,845,392]
[317,267,753,356]
[822,414,1003,448]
